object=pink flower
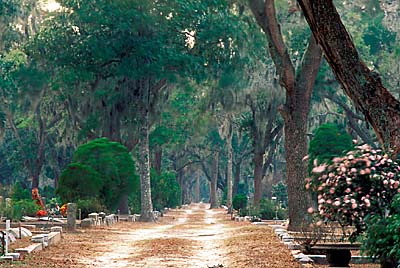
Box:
[329,187,335,194]
[302,155,309,161]
[333,157,342,163]
[307,207,314,214]
[352,203,358,209]
[305,183,310,190]
[345,188,351,193]
[318,199,325,204]
[383,180,388,185]
[333,201,341,206]
[312,164,327,174]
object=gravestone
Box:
[80,218,94,228]
[67,203,77,232]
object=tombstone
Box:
[50,226,62,233]
[98,212,106,224]
[80,218,94,228]
[67,203,77,232]
[9,227,32,239]
[88,213,99,226]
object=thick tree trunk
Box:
[249,0,322,231]
[209,151,219,209]
[298,0,400,155]
[253,152,264,207]
[282,109,312,230]
[226,127,233,213]
[138,108,155,222]
[233,162,241,196]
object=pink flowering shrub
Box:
[306,144,400,234]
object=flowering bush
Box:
[306,144,400,235]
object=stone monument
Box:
[67,203,77,232]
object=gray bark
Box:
[138,106,155,222]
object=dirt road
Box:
[5,203,303,268]
[82,203,228,268]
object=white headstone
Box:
[5,220,10,254]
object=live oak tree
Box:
[248,0,322,229]
[0,1,67,193]
[29,0,254,220]
[297,0,400,155]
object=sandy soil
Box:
[0,203,378,268]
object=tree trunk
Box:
[226,126,233,213]
[31,105,47,190]
[138,107,155,222]
[249,0,322,230]
[195,175,200,203]
[264,173,273,199]
[253,152,264,207]
[282,108,312,230]
[297,0,400,155]
[153,146,162,175]
[209,151,219,209]
[117,195,129,214]
[233,161,241,196]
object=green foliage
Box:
[76,198,107,219]
[57,163,103,202]
[151,169,181,211]
[11,181,30,201]
[272,182,288,208]
[361,195,400,266]
[361,214,400,266]
[258,199,288,220]
[232,194,247,210]
[308,123,353,171]
[57,138,139,211]
[40,185,56,199]
[0,199,41,221]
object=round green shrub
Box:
[232,194,248,210]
